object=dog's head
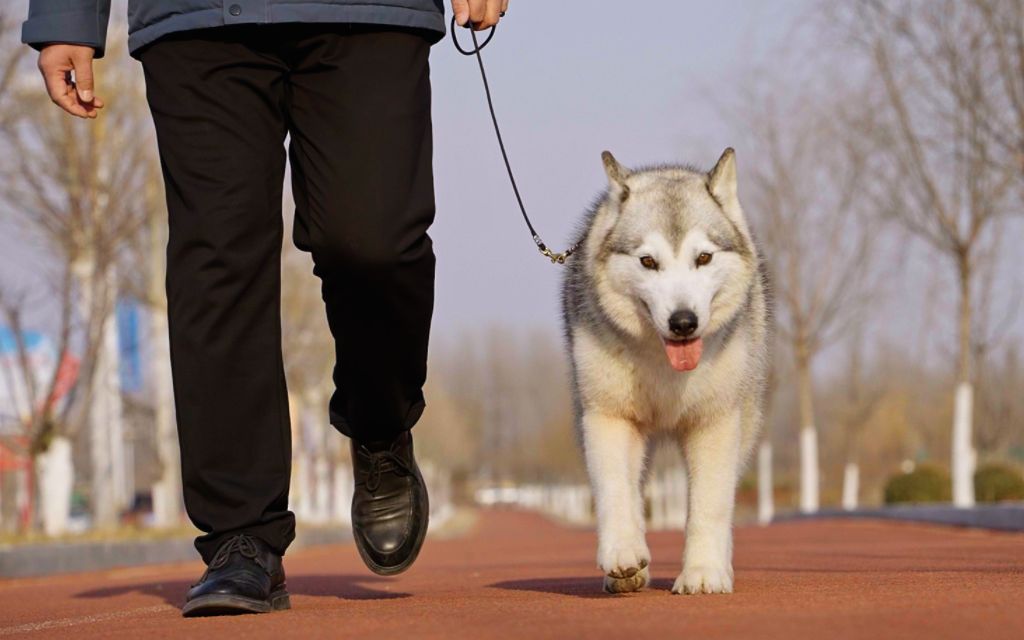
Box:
[589,148,758,371]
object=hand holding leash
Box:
[452,0,508,31]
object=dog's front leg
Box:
[581,412,650,593]
[673,409,741,594]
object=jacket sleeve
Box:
[22,0,112,59]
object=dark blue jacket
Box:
[23,0,446,58]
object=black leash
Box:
[451,17,578,265]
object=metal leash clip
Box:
[535,236,577,264]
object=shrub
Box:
[974,464,1024,503]
[883,464,951,505]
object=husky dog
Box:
[561,148,770,595]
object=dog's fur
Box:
[561,149,770,595]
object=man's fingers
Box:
[41,68,67,105]
[454,0,505,30]
[469,0,486,26]
[42,69,87,117]
[452,0,470,26]
[71,50,95,103]
[482,0,501,29]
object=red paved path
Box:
[1,510,1023,639]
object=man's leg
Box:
[286,27,435,442]
[285,25,435,574]
[139,30,295,565]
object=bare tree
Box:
[0,14,71,533]
[0,33,153,529]
[845,0,1021,506]
[741,81,879,513]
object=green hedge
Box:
[975,464,1024,503]
[883,464,951,504]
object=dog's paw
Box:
[598,540,651,594]
[671,563,733,595]
[604,563,649,594]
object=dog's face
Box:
[592,150,757,371]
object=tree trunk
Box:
[757,439,774,525]
[147,205,182,527]
[77,258,129,528]
[795,345,819,513]
[149,306,182,526]
[952,255,976,507]
[36,436,74,536]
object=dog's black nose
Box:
[668,310,698,338]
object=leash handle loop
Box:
[450,18,496,55]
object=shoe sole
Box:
[181,586,291,617]
[356,481,430,577]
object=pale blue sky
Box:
[3,0,1021,374]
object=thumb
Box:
[71,50,95,102]
[452,0,470,26]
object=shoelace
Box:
[197,533,267,583]
[359,446,415,493]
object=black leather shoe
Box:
[181,533,290,617]
[351,431,429,575]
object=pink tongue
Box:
[664,338,703,372]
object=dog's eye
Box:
[695,252,713,267]
[639,255,659,270]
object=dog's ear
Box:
[707,147,738,205]
[601,151,630,199]
[708,147,753,241]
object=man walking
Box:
[24,0,507,617]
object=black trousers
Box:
[139,24,436,563]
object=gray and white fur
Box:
[561,148,770,595]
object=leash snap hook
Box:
[539,246,564,264]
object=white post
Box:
[841,461,859,511]
[757,440,774,525]
[799,426,819,513]
[951,382,975,507]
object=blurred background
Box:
[0,0,1022,549]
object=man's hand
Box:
[452,0,509,31]
[37,44,104,119]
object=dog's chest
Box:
[630,359,703,429]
